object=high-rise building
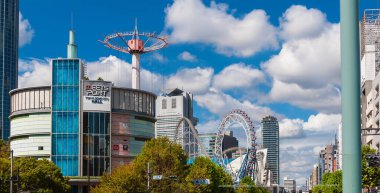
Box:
[360,9,380,151]
[9,30,156,192]
[262,115,279,184]
[155,88,198,157]
[0,0,19,139]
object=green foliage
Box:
[236,176,270,193]
[185,156,233,193]
[0,140,10,158]
[93,137,189,193]
[16,158,71,193]
[362,145,380,190]
[312,170,342,193]
[0,157,70,193]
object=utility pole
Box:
[340,0,362,192]
[10,150,13,193]
[147,162,150,193]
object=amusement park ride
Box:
[100,22,260,184]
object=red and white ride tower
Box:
[100,21,168,89]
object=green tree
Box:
[362,145,380,191]
[0,156,70,193]
[16,158,71,193]
[236,176,270,193]
[312,171,342,193]
[185,156,233,193]
[93,137,189,193]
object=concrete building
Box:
[311,164,319,189]
[360,9,380,152]
[262,115,279,184]
[155,88,198,157]
[0,0,19,140]
[283,177,296,193]
[9,30,156,192]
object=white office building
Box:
[155,88,198,157]
[283,177,296,193]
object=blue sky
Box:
[18,0,377,186]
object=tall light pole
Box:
[340,0,362,192]
[10,150,13,193]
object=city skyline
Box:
[15,0,379,186]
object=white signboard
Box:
[193,179,210,185]
[82,80,112,112]
[153,175,163,180]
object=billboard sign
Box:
[82,80,112,111]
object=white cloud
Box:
[178,51,197,62]
[213,63,265,90]
[165,0,278,57]
[18,59,51,88]
[279,118,305,139]
[19,12,34,47]
[263,24,340,89]
[269,80,341,113]
[166,67,213,94]
[304,113,341,133]
[195,89,278,122]
[86,55,165,93]
[279,5,327,40]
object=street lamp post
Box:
[10,150,13,193]
[340,0,362,192]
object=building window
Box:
[172,98,176,109]
[38,146,44,150]
[162,99,167,109]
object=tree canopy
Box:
[362,145,380,191]
[93,137,235,193]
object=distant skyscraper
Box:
[155,88,198,157]
[262,115,279,184]
[0,0,19,139]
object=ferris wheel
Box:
[214,109,258,182]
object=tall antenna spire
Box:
[134,17,139,40]
[67,27,77,58]
[71,12,74,30]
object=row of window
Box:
[161,98,176,109]
[11,88,51,113]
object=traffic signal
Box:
[366,154,380,167]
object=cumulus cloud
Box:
[178,51,197,62]
[279,5,328,40]
[213,63,265,90]
[269,80,341,113]
[19,12,34,47]
[165,0,278,57]
[18,59,51,88]
[279,118,305,139]
[195,89,279,122]
[261,5,341,113]
[263,24,340,89]
[86,55,165,93]
[166,67,213,94]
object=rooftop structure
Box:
[100,20,168,89]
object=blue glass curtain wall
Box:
[51,59,81,176]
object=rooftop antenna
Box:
[71,12,74,30]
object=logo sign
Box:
[82,80,112,111]
[193,179,210,185]
[113,145,119,151]
[153,175,163,180]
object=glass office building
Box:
[51,58,82,176]
[0,0,19,139]
[262,116,279,184]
